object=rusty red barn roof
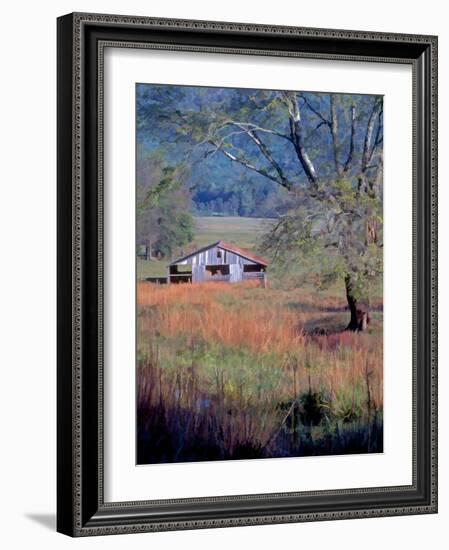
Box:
[168,240,268,267]
[217,241,268,266]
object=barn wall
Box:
[192,265,205,283]
[176,246,257,267]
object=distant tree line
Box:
[191,176,290,217]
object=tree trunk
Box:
[345,274,370,332]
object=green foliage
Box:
[137,156,194,259]
[153,208,194,258]
[262,175,383,303]
[138,166,178,212]
[331,178,358,210]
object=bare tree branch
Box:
[300,95,357,181]
[249,129,292,188]
[304,120,328,143]
[207,140,294,189]
[214,121,293,188]
[358,98,382,194]
[299,94,331,127]
[343,105,356,175]
[217,120,292,142]
[367,106,383,165]
[280,92,319,185]
[330,94,343,177]
[361,99,380,171]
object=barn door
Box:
[229,264,243,283]
[192,265,205,283]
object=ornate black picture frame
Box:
[57,12,438,536]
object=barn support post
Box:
[263,272,268,288]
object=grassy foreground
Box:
[137,281,383,464]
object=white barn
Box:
[167,241,268,286]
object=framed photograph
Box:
[57,12,438,536]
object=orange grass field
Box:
[137,280,383,463]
